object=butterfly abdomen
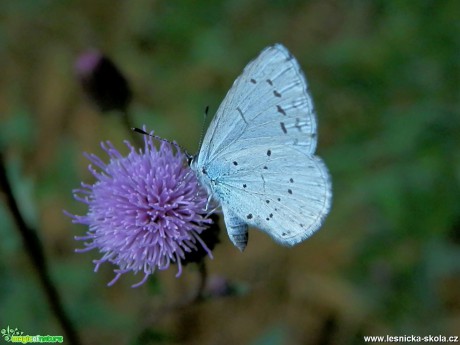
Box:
[221,203,249,251]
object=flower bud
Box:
[75,50,132,112]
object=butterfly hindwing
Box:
[207,143,331,246]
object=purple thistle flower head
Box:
[66,130,217,287]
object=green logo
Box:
[1,326,24,342]
[0,327,63,343]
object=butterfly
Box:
[190,43,332,251]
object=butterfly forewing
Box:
[197,44,318,166]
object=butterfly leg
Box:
[205,204,220,218]
[222,204,248,251]
[204,194,214,211]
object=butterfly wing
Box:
[197,44,318,167]
[192,44,331,249]
[207,143,332,246]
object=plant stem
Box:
[0,151,82,345]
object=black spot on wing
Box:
[295,118,303,131]
[267,149,271,156]
[280,122,287,134]
[250,78,257,84]
[273,90,282,98]
[277,105,286,116]
[266,79,273,86]
[247,214,253,219]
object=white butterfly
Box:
[190,44,332,251]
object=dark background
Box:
[0,1,459,344]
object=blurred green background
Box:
[0,1,459,344]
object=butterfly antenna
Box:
[197,106,210,152]
[131,127,193,160]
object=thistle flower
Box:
[66,132,218,287]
